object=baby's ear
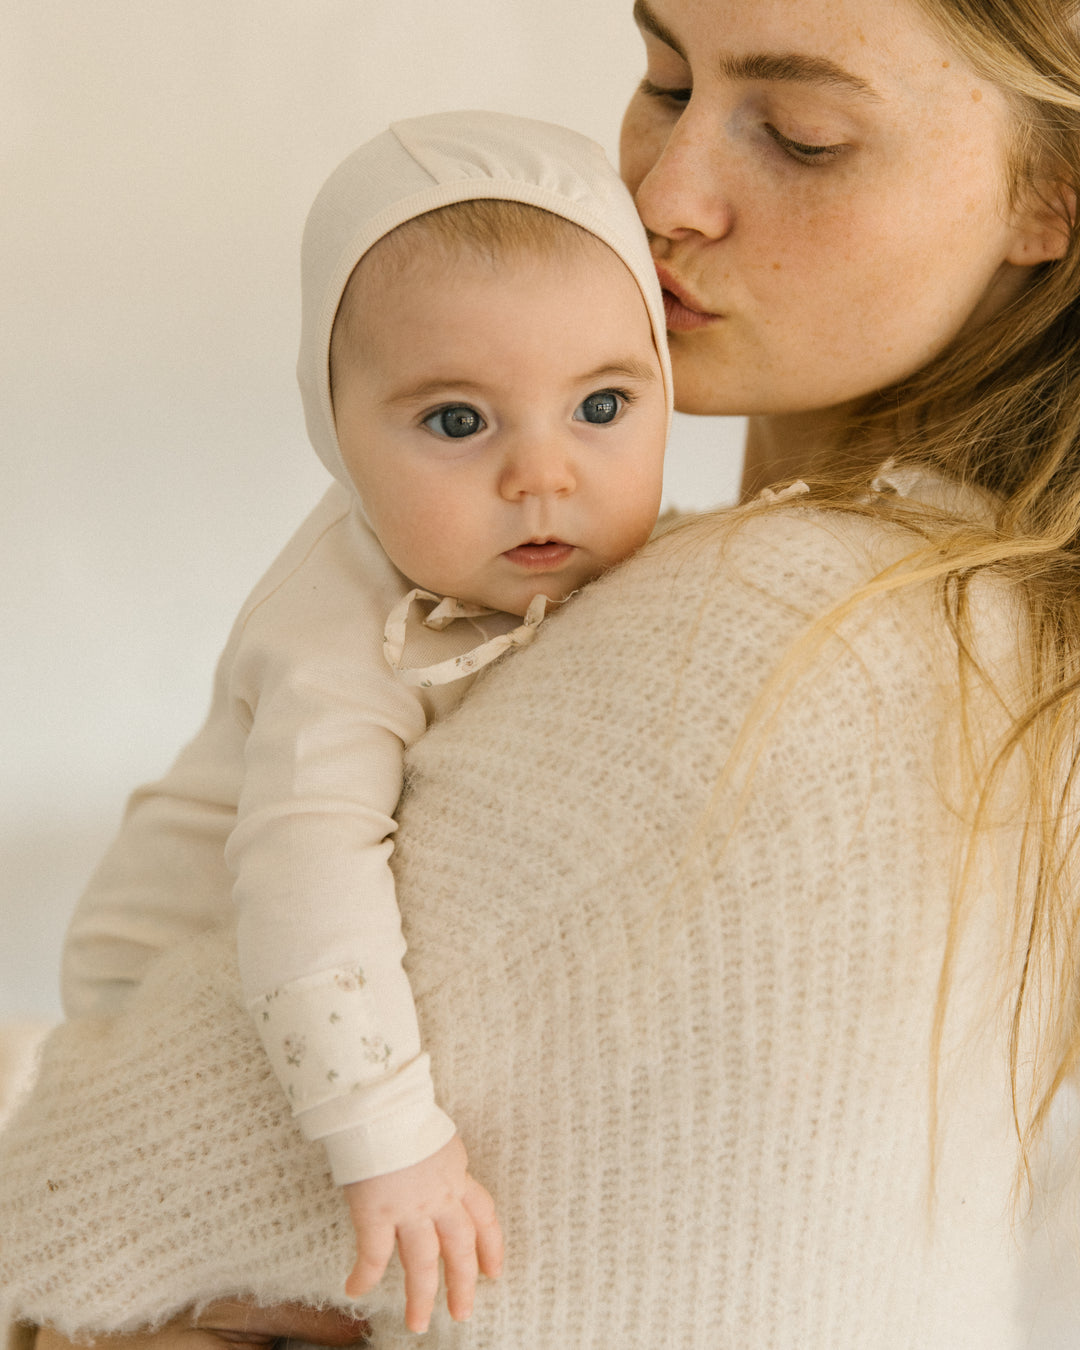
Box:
[1006,178,1076,264]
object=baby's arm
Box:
[229,545,502,1325]
[235,684,503,1325]
[60,488,351,1018]
[236,690,503,1327]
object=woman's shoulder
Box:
[534,469,1024,735]
[593,491,918,641]
[621,467,1014,637]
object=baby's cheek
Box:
[610,499,664,562]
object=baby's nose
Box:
[498,438,576,500]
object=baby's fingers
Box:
[398,1221,442,1334]
[464,1175,504,1279]
[344,1223,397,1299]
[436,1210,480,1323]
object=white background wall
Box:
[2,0,744,1019]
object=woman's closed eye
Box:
[639,76,691,107]
[422,404,486,439]
[638,79,845,165]
[766,124,845,165]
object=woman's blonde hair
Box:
[864,0,1080,1184]
[829,0,1080,1188]
[684,0,1080,1191]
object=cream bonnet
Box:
[297,109,673,491]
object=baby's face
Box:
[332,237,667,616]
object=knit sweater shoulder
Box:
[3,494,1075,1346]
[372,497,1068,1347]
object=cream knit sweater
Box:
[2,495,1077,1346]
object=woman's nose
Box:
[498,438,577,501]
[630,111,734,244]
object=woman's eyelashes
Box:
[764,124,845,164]
[639,76,847,166]
[639,76,691,106]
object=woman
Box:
[4,0,1080,1343]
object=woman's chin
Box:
[670,374,758,419]
[667,342,762,418]
[669,357,857,421]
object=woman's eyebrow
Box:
[632,0,687,59]
[720,51,883,101]
[632,0,883,102]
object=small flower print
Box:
[359,1036,392,1069]
[334,968,367,993]
[283,1034,307,1067]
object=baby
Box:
[61,111,672,1332]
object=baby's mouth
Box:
[502,540,575,570]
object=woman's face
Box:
[620,0,1056,417]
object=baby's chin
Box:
[483,571,610,617]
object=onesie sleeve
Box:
[60,490,456,1181]
[226,520,456,1182]
[60,490,355,1018]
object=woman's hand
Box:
[343,1134,504,1333]
[34,1300,373,1350]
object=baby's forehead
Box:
[332,199,639,348]
[360,197,614,280]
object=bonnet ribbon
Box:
[383,589,548,688]
[757,479,810,504]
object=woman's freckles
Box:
[621,0,1034,419]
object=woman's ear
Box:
[1007,180,1076,264]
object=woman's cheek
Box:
[619,94,667,196]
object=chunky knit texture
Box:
[1,500,1072,1345]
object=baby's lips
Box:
[501,541,576,569]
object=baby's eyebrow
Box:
[580,358,659,385]
[383,361,657,407]
[384,378,488,407]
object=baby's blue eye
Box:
[423,405,485,438]
[575,391,622,425]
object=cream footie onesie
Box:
[60,111,673,1183]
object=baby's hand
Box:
[343,1134,503,1333]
